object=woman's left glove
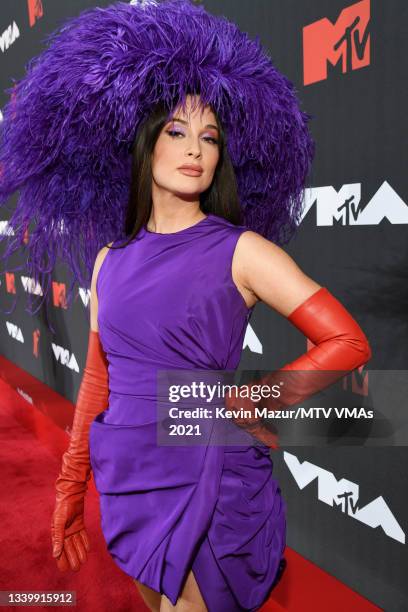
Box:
[225,287,372,448]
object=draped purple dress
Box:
[89,212,287,611]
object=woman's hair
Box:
[109,94,243,250]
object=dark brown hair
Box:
[109,94,242,250]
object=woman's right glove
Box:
[51,329,109,571]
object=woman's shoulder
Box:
[95,240,114,264]
[92,241,115,285]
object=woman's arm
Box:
[51,244,112,571]
[227,232,372,447]
[233,231,323,315]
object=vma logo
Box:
[21,276,43,296]
[0,220,15,235]
[52,343,79,372]
[78,287,91,308]
[303,0,370,85]
[342,366,369,396]
[302,181,408,226]
[243,323,263,354]
[285,452,405,544]
[0,21,20,54]
[6,321,24,343]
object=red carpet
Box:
[0,369,381,611]
[0,383,149,611]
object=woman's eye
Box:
[166,130,218,145]
[204,136,218,145]
[167,129,184,137]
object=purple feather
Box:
[0,0,315,313]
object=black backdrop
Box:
[0,1,406,609]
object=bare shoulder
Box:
[90,241,114,332]
[92,241,114,285]
[232,230,321,317]
[235,229,282,256]
[237,228,291,263]
[96,240,115,267]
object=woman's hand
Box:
[224,382,279,448]
[51,496,90,571]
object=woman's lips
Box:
[178,168,203,176]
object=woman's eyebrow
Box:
[170,117,219,131]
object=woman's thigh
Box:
[160,570,207,611]
[134,578,161,612]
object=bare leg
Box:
[134,578,161,612]
[160,570,207,611]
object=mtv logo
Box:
[303,0,370,85]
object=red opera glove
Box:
[51,330,109,571]
[225,287,372,448]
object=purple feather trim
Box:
[0,0,315,312]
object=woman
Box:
[51,92,371,612]
[0,2,371,610]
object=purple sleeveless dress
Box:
[89,213,286,611]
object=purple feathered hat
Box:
[0,0,314,313]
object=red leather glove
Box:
[51,329,109,571]
[225,287,372,448]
